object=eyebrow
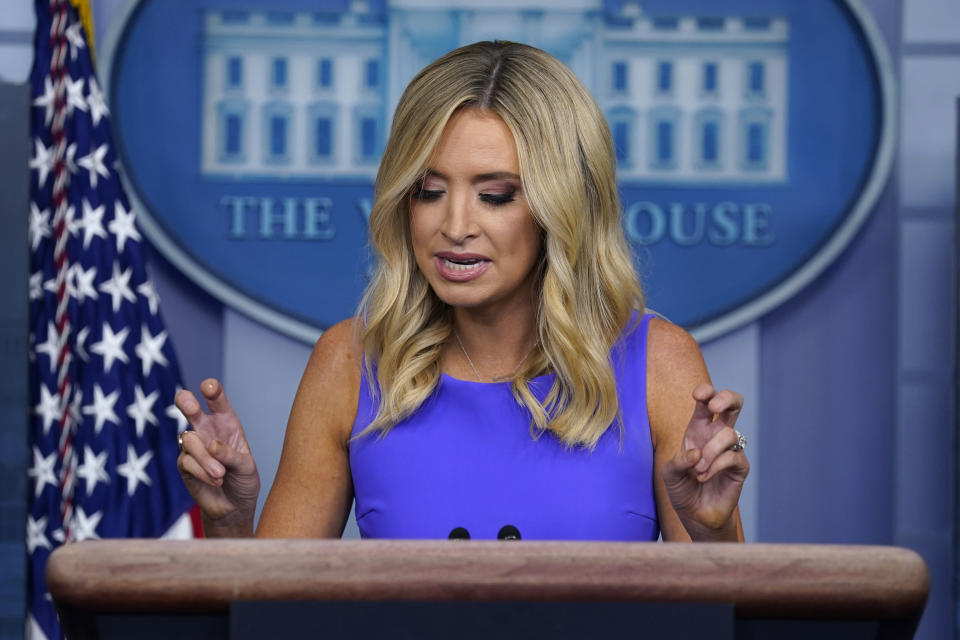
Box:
[424,169,521,183]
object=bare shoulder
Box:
[646,317,710,446]
[307,317,363,370]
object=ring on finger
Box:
[177,432,185,452]
[730,429,747,452]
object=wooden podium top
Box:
[47,539,928,625]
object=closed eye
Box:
[479,191,516,206]
[412,189,444,202]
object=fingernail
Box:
[695,459,708,473]
[208,462,224,477]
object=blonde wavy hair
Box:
[358,41,644,448]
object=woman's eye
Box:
[412,189,444,202]
[479,191,516,206]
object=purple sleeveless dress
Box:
[349,313,658,540]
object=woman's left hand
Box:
[661,384,749,540]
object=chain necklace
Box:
[453,329,537,383]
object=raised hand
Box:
[661,384,749,540]
[176,378,260,536]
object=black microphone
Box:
[448,526,471,540]
[497,524,521,540]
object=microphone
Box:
[497,524,521,540]
[448,526,471,540]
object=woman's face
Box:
[409,108,542,316]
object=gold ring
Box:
[177,432,184,452]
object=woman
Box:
[176,41,748,542]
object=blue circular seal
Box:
[104,0,893,342]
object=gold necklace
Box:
[453,329,536,383]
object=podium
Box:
[46,540,929,639]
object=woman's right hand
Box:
[176,378,261,537]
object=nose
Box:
[439,190,477,244]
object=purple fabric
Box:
[349,313,658,540]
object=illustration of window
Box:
[266,11,294,25]
[262,102,293,164]
[221,10,249,24]
[364,59,379,89]
[354,105,381,163]
[271,57,288,89]
[317,59,333,89]
[746,61,765,96]
[697,17,724,31]
[739,107,771,171]
[702,62,718,94]
[611,61,628,93]
[217,100,248,163]
[309,102,337,163]
[649,107,680,169]
[656,61,673,94]
[694,108,723,169]
[225,56,243,89]
[652,17,678,30]
[607,107,635,167]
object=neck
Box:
[448,303,538,383]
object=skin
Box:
[177,109,748,541]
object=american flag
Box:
[27,1,197,637]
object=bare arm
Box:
[647,318,747,542]
[255,318,362,538]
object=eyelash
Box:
[411,188,516,206]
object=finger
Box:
[689,384,717,424]
[662,447,701,486]
[697,448,750,484]
[178,451,223,488]
[208,438,256,475]
[695,426,739,474]
[180,430,225,479]
[200,378,234,416]
[175,389,208,430]
[708,390,743,426]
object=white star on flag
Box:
[29,203,51,251]
[64,20,86,60]
[77,143,109,188]
[26,515,52,555]
[90,323,130,372]
[34,321,61,366]
[32,75,55,125]
[34,384,61,436]
[116,445,153,496]
[73,264,99,302]
[80,198,107,248]
[64,203,81,236]
[29,138,53,188]
[136,325,169,376]
[99,262,136,312]
[65,75,88,116]
[127,384,160,438]
[71,507,103,542]
[82,384,120,435]
[137,280,161,315]
[86,78,110,126]
[27,447,59,498]
[166,401,190,434]
[109,200,141,252]
[43,271,77,300]
[76,446,110,496]
[75,326,91,362]
[29,271,44,301]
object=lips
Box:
[434,252,491,282]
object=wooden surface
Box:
[47,540,928,624]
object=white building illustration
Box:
[200,0,788,183]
